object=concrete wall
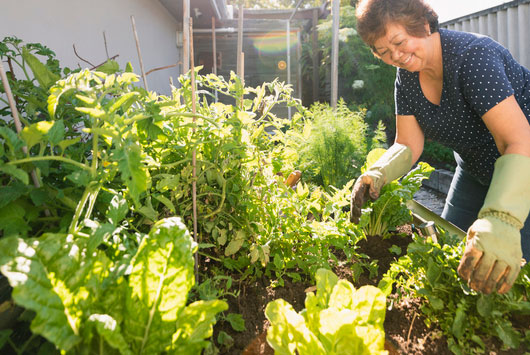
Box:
[1,0,181,95]
[441,0,530,69]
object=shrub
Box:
[287,100,386,189]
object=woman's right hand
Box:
[350,172,384,224]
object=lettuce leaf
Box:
[265,268,387,354]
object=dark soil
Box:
[212,225,454,354]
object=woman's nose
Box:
[390,48,402,62]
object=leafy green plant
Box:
[0,217,227,354]
[286,100,386,189]
[420,140,456,171]
[379,229,530,354]
[265,268,388,354]
[359,157,434,237]
[301,5,396,138]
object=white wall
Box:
[1,0,181,95]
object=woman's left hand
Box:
[458,216,523,294]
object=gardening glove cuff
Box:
[458,154,530,294]
[350,144,412,223]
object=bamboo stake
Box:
[237,3,244,78]
[212,16,218,102]
[0,60,48,214]
[130,15,149,91]
[189,17,199,283]
[240,52,245,109]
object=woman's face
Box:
[373,22,430,72]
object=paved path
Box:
[413,186,446,216]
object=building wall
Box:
[1,0,180,95]
[441,0,530,69]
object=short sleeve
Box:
[458,45,514,116]
[394,70,414,116]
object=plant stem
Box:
[8,156,91,171]
[68,187,92,234]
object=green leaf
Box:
[225,313,245,332]
[315,268,338,307]
[153,194,176,214]
[494,319,520,349]
[0,329,12,349]
[22,47,60,89]
[172,300,228,353]
[21,121,54,149]
[0,234,102,351]
[76,107,106,118]
[97,60,120,75]
[225,230,245,256]
[106,194,128,226]
[451,302,467,340]
[57,137,81,153]
[0,127,24,155]
[0,203,30,237]
[107,92,139,114]
[123,217,197,354]
[88,223,117,253]
[115,143,149,206]
[87,314,133,355]
[29,188,49,206]
[0,183,27,208]
[476,294,493,317]
[265,299,325,355]
[0,164,29,184]
[47,119,65,145]
[388,244,402,255]
[65,170,90,186]
[125,62,134,73]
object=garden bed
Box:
[212,226,452,354]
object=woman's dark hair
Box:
[355,0,439,50]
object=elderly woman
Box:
[350,0,530,294]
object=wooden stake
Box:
[237,3,244,78]
[130,15,149,91]
[189,17,199,283]
[212,16,218,102]
[240,52,245,109]
[0,60,48,215]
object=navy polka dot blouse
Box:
[395,28,530,185]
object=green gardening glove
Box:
[350,144,412,223]
[458,154,530,294]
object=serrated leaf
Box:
[0,127,24,155]
[76,107,106,118]
[224,230,245,256]
[29,188,49,206]
[107,92,139,114]
[107,194,128,226]
[66,170,90,186]
[58,137,81,153]
[0,183,27,208]
[21,121,54,149]
[225,313,245,332]
[115,144,149,206]
[494,320,520,349]
[47,119,65,145]
[0,165,29,184]
[97,60,120,75]
[22,47,60,89]
[153,194,176,214]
